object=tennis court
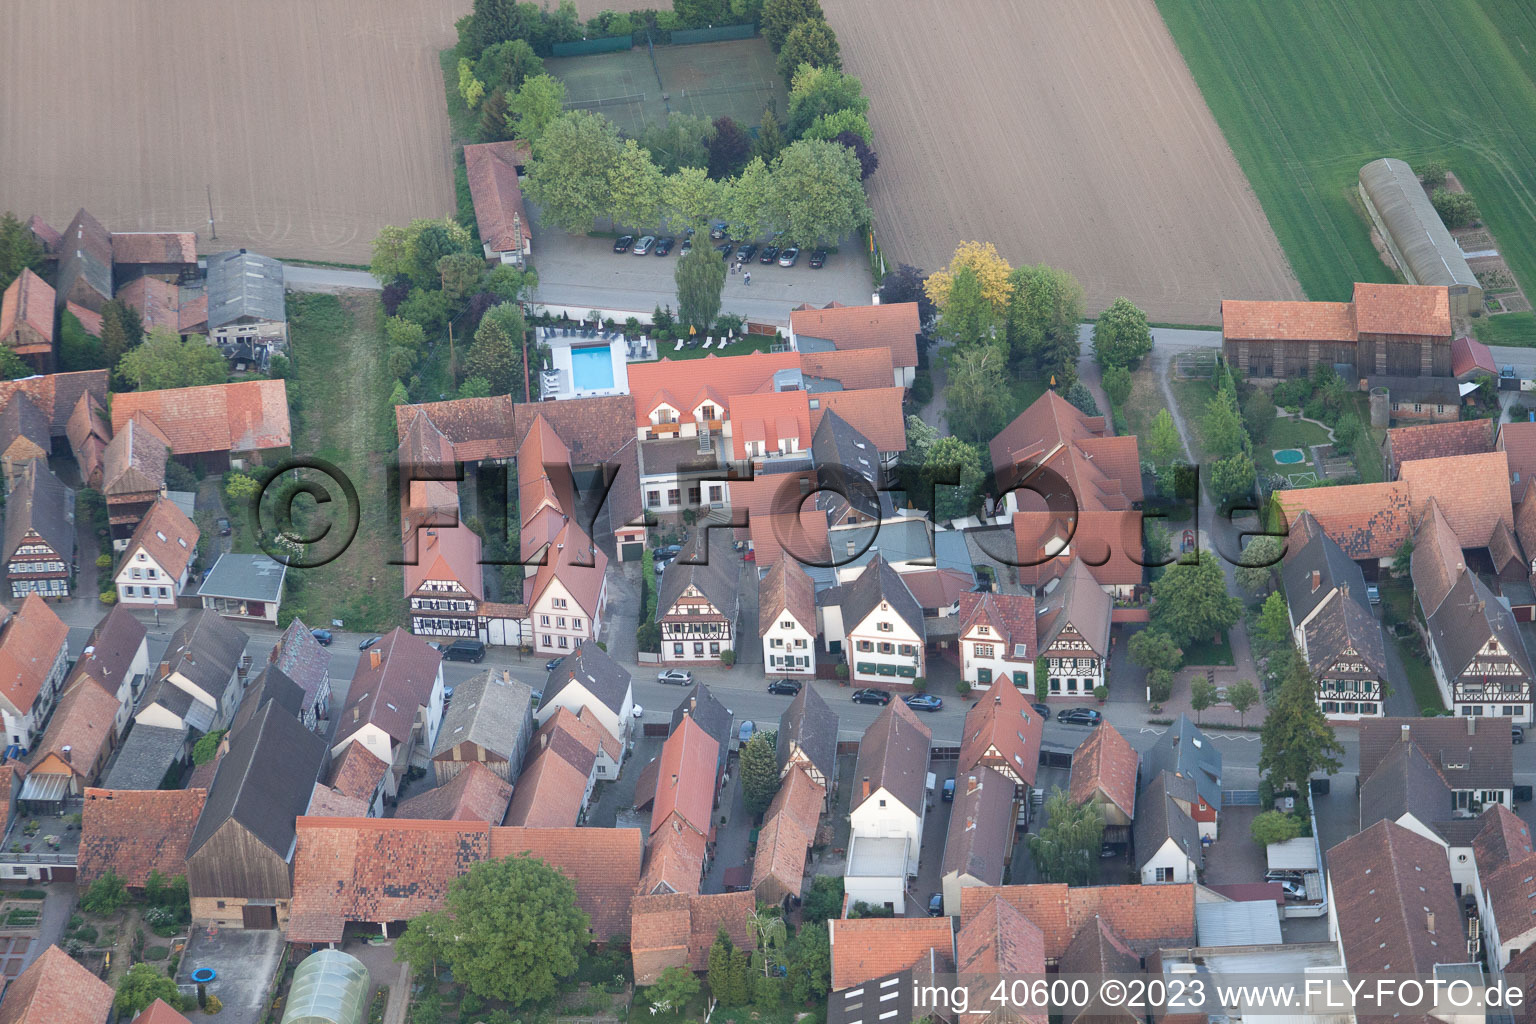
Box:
[546,37,786,138]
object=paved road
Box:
[282,264,380,292]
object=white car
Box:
[633,235,656,255]
[657,669,693,685]
[1278,879,1307,901]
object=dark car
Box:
[654,236,675,256]
[903,694,943,712]
[529,688,544,708]
[310,628,333,646]
[710,221,728,240]
[358,635,382,651]
[778,247,800,267]
[217,517,231,536]
[1056,707,1102,726]
[545,656,565,672]
[851,688,892,706]
[1516,725,1525,745]
[443,639,486,663]
[679,237,693,256]
[767,678,802,696]
[613,235,634,253]
[1031,702,1051,720]
[927,893,945,917]
[715,243,734,259]
[941,778,955,802]
[808,249,827,268]
[736,243,758,263]
[759,245,779,264]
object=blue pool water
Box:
[1274,448,1306,465]
[570,344,615,391]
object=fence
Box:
[668,23,756,45]
[552,35,634,57]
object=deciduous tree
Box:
[767,139,868,247]
[1250,809,1303,846]
[707,116,755,179]
[786,64,868,139]
[832,130,878,180]
[935,267,997,345]
[1128,628,1183,672]
[788,922,831,1004]
[1149,551,1240,648]
[755,108,786,162]
[1252,591,1293,674]
[0,349,30,381]
[82,871,129,915]
[1227,680,1260,726]
[922,436,985,522]
[1029,788,1104,885]
[1147,408,1183,465]
[740,731,781,815]
[648,966,701,1014]
[926,240,1013,317]
[0,211,43,292]
[1190,678,1218,724]
[115,964,187,1017]
[507,73,567,143]
[641,114,716,176]
[1203,390,1249,460]
[607,138,665,230]
[58,309,107,372]
[945,342,1011,443]
[777,21,841,82]
[1432,188,1478,228]
[476,38,544,95]
[761,0,825,50]
[802,109,870,144]
[675,245,727,333]
[663,166,728,235]
[458,57,486,108]
[117,330,227,391]
[1005,263,1084,381]
[1102,366,1132,408]
[1092,297,1152,370]
[1209,451,1257,510]
[879,264,935,325]
[801,875,843,924]
[524,111,623,232]
[1234,535,1283,593]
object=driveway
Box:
[176,927,285,1024]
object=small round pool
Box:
[1274,448,1307,465]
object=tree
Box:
[1417,161,1448,186]
[641,113,716,176]
[99,300,144,369]
[0,213,43,293]
[1432,188,1478,228]
[832,130,878,181]
[801,109,870,144]
[458,375,493,399]
[1392,536,1415,578]
[1189,678,1218,724]
[662,166,728,235]
[191,729,226,765]
[707,116,755,179]
[478,88,515,142]
[1102,365,1132,408]
[1258,648,1343,794]
[777,22,841,82]
[225,474,259,502]
[1065,382,1100,417]
[58,309,107,372]
[1150,551,1240,648]
[1242,388,1276,444]
[675,0,728,26]
[747,906,788,978]
[1250,809,1303,846]
[1147,409,1183,466]
[648,965,701,1014]
[437,252,485,302]
[708,931,752,1006]
[786,65,868,139]
[945,342,1011,443]
[1127,628,1182,673]
[81,871,129,915]
[740,731,781,815]
[1092,297,1153,370]
[761,0,826,49]
[922,436,985,521]
[115,963,187,1017]
[788,921,831,1004]
[1227,680,1260,726]
[1252,591,1293,671]
[1147,667,1175,703]
[1203,389,1249,460]
[801,875,844,924]
[485,264,538,303]
[407,220,477,289]
[466,303,527,395]
[395,908,455,978]
[1005,263,1084,381]
[524,111,623,232]
[879,264,936,326]
[767,139,868,247]
[476,38,544,95]
[755,109,786,162]
[607,138,665,230]
[675,245,728,334]
[458,57,486,108]
[118,330,227,391]
[395,854,589,1006]
[1029,788,1104,885]
[1209,452,1256,510]
[934,267,997,345]
[0,349,30,381]
[728,156,776,240]
[927,240,1013,318]
[507,73,567,143]
[1234,535,1283,593]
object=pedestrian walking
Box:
[744,272,751,286]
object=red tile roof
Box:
[1220,300,1356,342]
[66,302,102,338]
[111,232,196,265]
[650,716,720,838]
[958,883,1196,960]
[0,269,55,352]
[729,390,812,460]
[631,890,756,985]
[958,592,1036,660]
[403,522,483,602]
[1068,721,1139,820]
[958,681,1044,787]
[121,497,199,581]
[791,302,920,370]
[1398,451,1515,547]
[115,276,181,334]
[526,520,608,618]
[830,917,956,990]
[751,767,820,902]
[131,1000,195,1024]
[1327,819,1462,977]
[1452,335,1498,379]
[110,380,291,455]
[0,944,114,1024]
[489,826,645,940]
[30,678,122,781]
[0,370,109,438]
[26,216,60,255]
[1473,804,1533,880]
[504,748,588,827]
[799,347,894,390]
[639,817,708,896]
[1013,509,1144,588]
[990,390,1142,509]
[1385,419,1494,476]
[0,594,67,718]
[809,388,907,453]
[956,891,1046,976]
[79,787,207,887]
[1275,482,1415,560]
[628,350,799,430]
[398,761,513,823]
[1500,422,1536,499]
[327,742,389,805]
[1353,282,1452,338]
[464,141,533,254]
[758,558,816,636]
[746,505,831,570]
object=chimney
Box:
[502,671,510,683]
[1339,583,1349,599]
[994,693,1002,706]
[967,774,979,796]
[1469,715,1476,736]
[158,660,170,678]
[370,648,382,670]
[61,745,71,764]
[861,777,870,801]
[1426,910,1436,934]
[540,732,549,750]
[1311,570,1320,593]
[1402,722,1412,741]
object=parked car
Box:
[808,249,827,268]
[941,778,955,802]
[851,688,892,706]
[654,236,675,256]
[759,245,779,264]
[1516,725,1526,745]
[903,694,943,712]
[613,235,634,253]
[545,656,565,672]
[1100,843,1121,859]
[736,243,758,263]
[1366,584,1381,605]
[658,669,694,685]
[633,235,656,255]
[1278,879,1308,901]
[767,678,802,696]
[529,688,544,708]
[443,639,486,663]
[927,893,944,916]
[710,221,728,240]
[358,635,382,650]
[1030,702,1051,720]
[310,628,333,646]
[778,247,800,267]
[217,517,231,536]
[1056,706,1102,726]
[715,243,734,258]
[679,237,693,256]
[738,720,756,746]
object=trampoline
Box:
[1273,449,1307,465]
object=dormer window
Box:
[978,626,990,635]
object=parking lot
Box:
[529,208,875,326]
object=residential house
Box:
[229,665,307,738]
[136,610,250,735]
[808,390,907,469]
[957,882,1197,965]
[71,604,150,719]
[839,555,925,686]
[430,668,533,784]
[102,414,171,546]
[1499,420,1536,504]
[759,558,817,677]
[1471,807,1536,966]
[109,379,292,471]
[657,531,739,664]
[828,916,956,992]
[3,460,74,598]
[110,231,196,287]
[23,677,123,802]
[0,269,53,372]
[954,894,1048,1024]
[810,408,890,530]
[465,140,532,265]
[0,945,114,1024]
[669,683,733,785]
[114,497,198,607]
[196,250,288,365]
[268,619,332,731]
[957,591,1036,692]
[65,391,110,489]
[939,767,1016,915]
[186,699,327,928]
[0,370,108,445]
[101,724,189,791]
[956,682,1043,807]
[0,595,69,750]
[789,301,920,388]
[630,890,756,986]
[115,276,182,338]
[639,718,719,898]
[1134,771,1202,884]
[1057,918,1143,1024]
[535,642,635,748]
[78,787,207,890]
[752,763,825,907]
[1141,715,1222,838]
[1035,559,1113,699]
[505,711,606,827]
[198,552,287,624]
[777,684,838,799]
[491,826,647,941]
[1355,736,1487,894]
[54,210,113,312]
[1360,717,1514,813]
[847,701,931,911]
[1383,418,1495,481]
[0,394,50,489]
[1068,721,1138,847]
[528,522,608,655]
[313,741,390,818]
[398,760,513,823]
[333,628,445,797]
[729,389,812,467]
[405,523,482,640]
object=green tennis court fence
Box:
[552,34,633,57]
[667,24,756,45]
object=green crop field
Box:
[1156,0,1536,313]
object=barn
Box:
[1359,157,1482,318]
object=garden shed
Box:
[280,949,371,1024]
[1358,157,1482,317]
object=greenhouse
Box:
[280,949,372,1024]
[1358,156,1482,318]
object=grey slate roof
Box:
[853,699,931,816]
[1141,715,1222,810]
[656,530,740,624]
[1035,558,1111,657]
[539,641,632,717]
[1360,717,1514,793]
[1359,738,1453,832]
[669,682,732,772]
[0,393,48,456]
[1282,517,1367,627]
[139,677,215,734]
[835,517,934,571]
[840,554,925,639]
[1426,571,1535,683]
[229,665,306,738]
[777,684,838,784]
[205,250,286,330]
[197,553,287,603]
[432,668,533,761]
[71,605,148,697]
[188,698,327,860]
[1134,770,1201,871]
[1302,586,1388,678]
[101,724,189,790]
[811,409,882,521]
[939,766,1013,885]
[269,618,331,710]
[161,610,249,705]
[3,460,74,565]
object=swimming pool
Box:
[570,344,615,391]
[1274,448,1306,465]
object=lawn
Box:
[656,334,780,360]
[1473,311,1536,347]
[1167,375,1217,459]
[1120,364,1164,440]
[1261,414,1331,477]
[1156,0,1536,305]
[1184,632,1236,667]
[281,293,408,632]
[1348,393,1387,483]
